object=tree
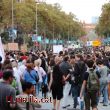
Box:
[0,0,85,46]
[96,3,110,37]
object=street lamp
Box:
[12,0,14,42]
[35,0,45,50]
[53,24,54,44]
[35,0,38,36]
[35,0,45,35]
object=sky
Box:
[46,0,109,23]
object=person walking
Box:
[23,61,39,96]
[96,59,109,106]
[72,54,87,109]
[34,59,46,96]
[49,56,64,110]
[0,70,16,110]
[80,59,100,110]
[59,56,72,109]
[16,81,41,110]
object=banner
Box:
[0,37,5,63]
[92,40,101,47]
[37,36,42,42]
[8,43,19,51]
[58,40,63,44]
[87,41,93,46]
[32,34,37,42]
[53,45,63,53]
[45,39,49,44]
[53,40,57,44]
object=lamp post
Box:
[35,0,39,51]
[35,0,45,50]
[53,24,54,44]
[35,0,38,36]
[12,0,14,42]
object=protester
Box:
[49,56,64,110]
[60,55,72,108]
[96,59,109,106]
[0,47,110,110]
[72,54,87,109]
[2,59,13,70]
[0,70,16,110]
[18,59,27,80]
[16,81,41,110]
[12,60,23,94]
[23,61,39,96]
[80,59,100,110]
[34,59,46,96]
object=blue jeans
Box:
[80,101,84,110]
[100,83,108,105]
[36,82,42,96]
[72,85,81,108]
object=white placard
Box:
[53,45,63,54]
[8,43,19,51]
[87,41,93,46]
[0,37,5,63]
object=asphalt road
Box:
[36,92,110,110]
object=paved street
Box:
[36,92,110,110]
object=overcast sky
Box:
[46,0,109,23]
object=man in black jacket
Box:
[60,55,72,108]
[71,54,87,109]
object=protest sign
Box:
[53,45,63,54]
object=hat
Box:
[3,70,14,80]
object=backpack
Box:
[87,69,100,91]
[27,70,39,83]
[42,75,48,94]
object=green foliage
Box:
[1,31,10,44]
[96,3,110,37]
[0,0,85,46]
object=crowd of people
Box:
[0,48,110,110]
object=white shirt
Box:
[34,66,46,82]
[13,67,22,93]
[19,65,26,77]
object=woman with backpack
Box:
[34,59,47,96]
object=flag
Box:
[0,37,5,63]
